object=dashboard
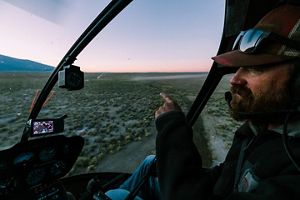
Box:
[0,135,84,199]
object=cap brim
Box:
[212,50,292,67]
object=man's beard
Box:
[229,84,291,123]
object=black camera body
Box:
[58,65,84,90]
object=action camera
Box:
[58,65,84,90]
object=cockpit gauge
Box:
[26,168,46,186]
[39,147,56,162]
[13,152,34,166]
[50,161,65,177]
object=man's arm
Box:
[155,93,221,200]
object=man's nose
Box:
[230,68,247,86]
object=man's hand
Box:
[155,93,182,119]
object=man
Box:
[155,4,300,200]
[107,4,300,200]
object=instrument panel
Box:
[0,135,84,199]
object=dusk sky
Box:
[0,0,225,72]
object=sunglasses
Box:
[232,28,300,53]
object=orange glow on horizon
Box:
[82,66,211,73]
[77,60,213,73]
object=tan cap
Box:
[212,4,300,67]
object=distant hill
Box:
[0,54,54,72]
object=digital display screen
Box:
[33,121,54,135]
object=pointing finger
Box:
[160,92,172,103]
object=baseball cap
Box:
[212,4,300,67]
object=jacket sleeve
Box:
[155,111,222,200]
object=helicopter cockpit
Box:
[1,0,297,199]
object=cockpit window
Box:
[0,0,225,175]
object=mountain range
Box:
[0,54,54,72]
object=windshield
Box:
[0,0,224,175]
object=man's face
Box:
[229,63,293,122]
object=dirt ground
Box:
[96,128,156,173]
[95,119,212,173]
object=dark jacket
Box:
[155,111,300,200]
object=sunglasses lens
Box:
[239,29,265,53]
[232,32,244,50]
[232,28,297,54]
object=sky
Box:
[0,0,225,72]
